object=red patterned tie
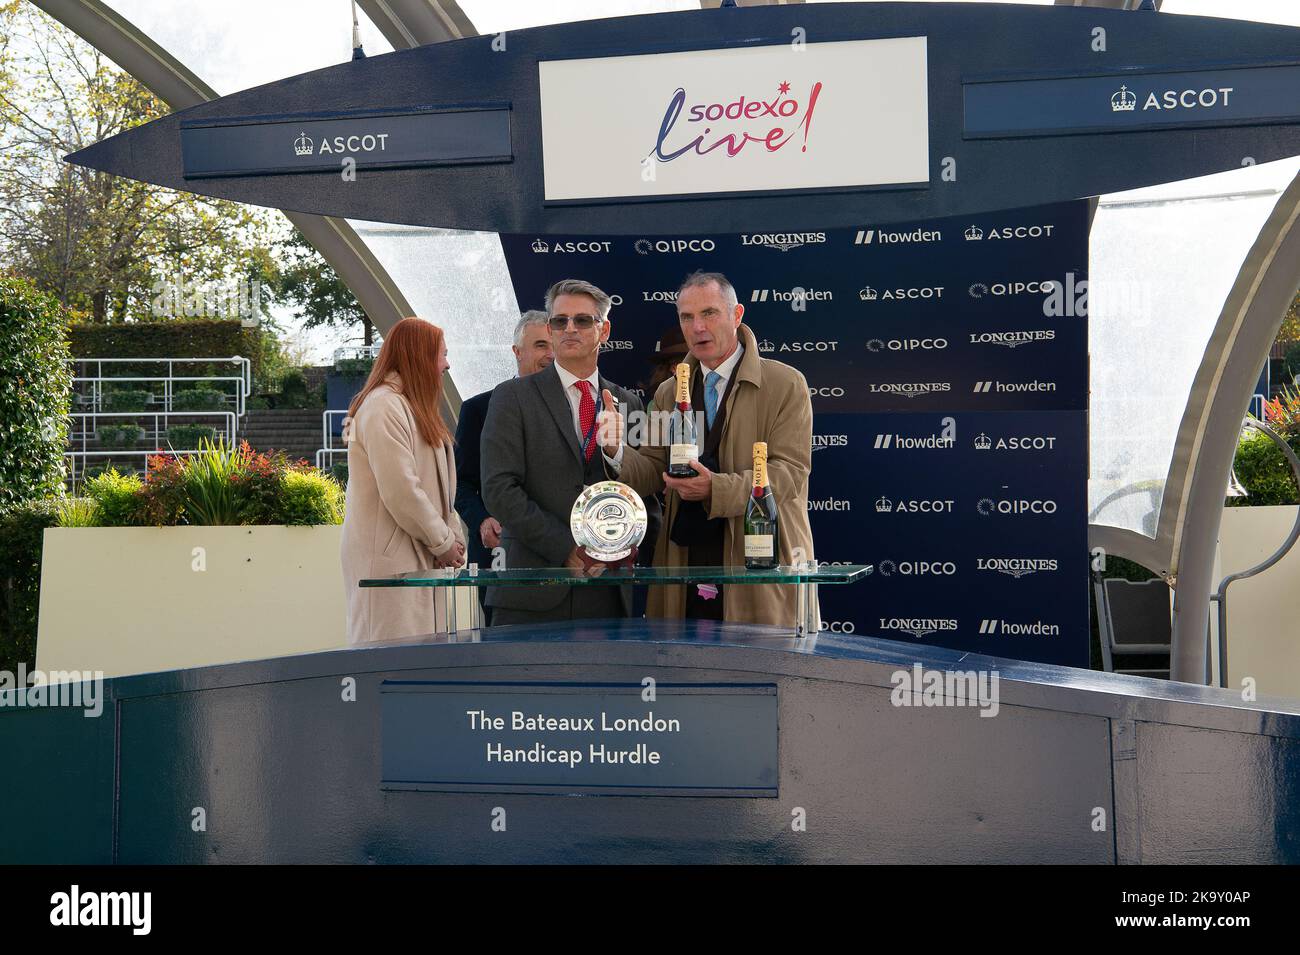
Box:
[575,379,596,460]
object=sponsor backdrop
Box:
[499,200,1089,666]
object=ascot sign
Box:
[538,37,930,201]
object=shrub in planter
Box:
[0,499,58,672]
[0,276,72,514]
[329,461,349,486]
[180,438,252,525]
[278,369,311,409]
[97,422,145,449]
[333,356,374,378]
[275,469,346,525]
[83,468,145,526]
[1228,430,1299,506]
[55,496,99,528]
[166,424,218,449]
[172,387,226,411]
[102,388,152,413]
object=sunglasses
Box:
[548,313,602,330]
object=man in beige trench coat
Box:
[610,271,818,628]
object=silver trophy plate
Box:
[570,481,648,563]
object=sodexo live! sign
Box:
[500,199,1089,667]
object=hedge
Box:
[0,500,58,673]
[67,320,265,387]
[0,276,73,514]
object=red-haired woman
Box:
[340,317,466,645]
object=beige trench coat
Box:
[618,323,818,628]
[340,372,466,645]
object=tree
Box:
[0,3,278,323]
[271,226,374,346]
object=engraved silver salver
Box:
[570,480,647,563]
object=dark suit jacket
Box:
[480,363,659,614]
[453,388,494,572]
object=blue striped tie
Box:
[704,371,721,428]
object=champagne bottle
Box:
[744,441,779,569]
[667,362,699,477]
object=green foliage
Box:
[276,469,346,525]
[102,388,151,412]
[271,226,371,342]
[171,387,226,411]
[1228,430,1299,507]
[54,496,99,527]
[0,275,72,514]
[329,462,349,486]
[0,499,59,673]
[83,468,144,526]
[96,422,144,449]
[277,368,312,409]
[166,424,217,449]
[179,438,249,525]
[333,357,374,378]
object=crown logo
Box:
[758,338,776,353]
[974,432,992,450]
[875,495,893,513]
[293,131,314,156]
[531,238,549,253]
[1111,85,1137,112]
[859,286,877,301]
[965,225,983,241]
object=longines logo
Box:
[979,617,1061,636]
[878,617,959,639]
[740,232,826,251]
[964,224,1055,241]
[875,496,955,514]
[968,280,1058,299]
[598,339,633,351]
[807,497,851,511]
[878,559,957,578]
[859,285,944,301]
[976,557,1059,578]
[977,496,1059,516]
[635,237,716,255]
[972,379,1058,394]
[1112,84,1234,113]
[869,382,950,399]
[642,291,679,302]
[811,434,848,452]
[293,130,389,156]
[867,337,947,353]
[750,288,833,304]
[530,239,613,254]
[873,432,955,450]
[761,339,838,352]
[853,227,941,246]
[974,432,1058,451]
[969,330,1056,348]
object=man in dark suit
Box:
[481,279,657,625]
[454,311,552,585]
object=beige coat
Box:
[618,323,818,627]
[340,372,465,645]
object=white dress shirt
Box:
[554,363,623,469]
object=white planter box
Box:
[1213,505,1300,698]
[37,525,349,678]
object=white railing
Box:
[332,344,381,363]
[64,410,239,484]
[315,409,350,472]
[1249,392,1267,421]
[72,356,252,405]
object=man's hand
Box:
[663,459,713,502]
[598,388,623,455]
[479,516,502,549]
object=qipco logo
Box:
[819,620,857,634]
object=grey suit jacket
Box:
[480,363,656,613]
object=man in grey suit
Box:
[481,279,657,625]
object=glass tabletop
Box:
[360,564,872,588]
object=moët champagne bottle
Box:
[667,362,699,478]
[744,441,779,570]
